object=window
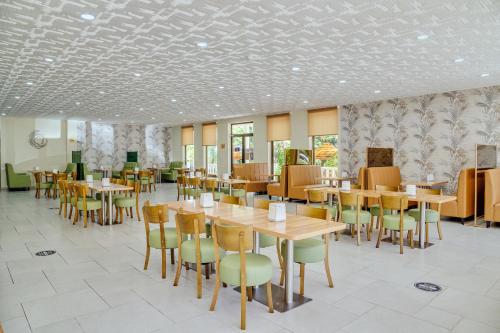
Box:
[308,108,339,173]
[184,144,194,168]
[181,126,194,168]
[202,123,217,174]
[231,122,254,169]
[205,145,217,174]
[312,135,338,168]
[271,140,290,175]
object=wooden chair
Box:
[73,183,103,228]
[376,194,416,254]
[279,205,333,295]
[210,219,273,330]
[58,179,69,218]
[186,177,203,199]
[34,172,52,199]
[53,173,67,199]
[408,188,443,246]
[338,191,371,244]
[306,188,338,222]
[173,209,219,298]
[204,179,223,201]
[220,194,242,205]
[142,201,180,279]
[370,185,399,229]
[176,175,187,201]
[148,169,157,192]
[67,182,76,220]
[114,180,141,223]
[138,170,151,192]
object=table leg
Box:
[101,193,105,225]
[108,191,113,226]
[253,231,260,288]
[419,202,426,249]
[229,184,232,196]
[285,239,294,304]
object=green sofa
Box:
[5,163,31,190]
[112,162,139,179]
[161,161,184,182]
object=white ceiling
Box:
[0,0,499,125]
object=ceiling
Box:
[0,0,499,126]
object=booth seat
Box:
[232,163,269,193]
[287,165,324,200]
[484,169,500,226]
[441,168,475,220]
[366,166,401,206]
[267,166,287,200]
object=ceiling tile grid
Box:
[0,0,499,125]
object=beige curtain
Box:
[202,123,217,146]
[308,107,338,136]
[267,113,291,141]
[181,126,194,145]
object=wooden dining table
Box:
[165,200,345,310]
[310,187,456,248]
[197,177,249,195]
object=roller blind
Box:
[202,122,217,146]
[308,107,338,136]
[181,126,194,145]
[267,113,290,141]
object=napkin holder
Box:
[134,167,139,172]
[200,193,214,208]
[222,173,230,180]
[341,180,351,191]
[52,169,58,174]
[86,175,93,183]
[406,184,417,196]
[268,203,286,222]
[426,174,434,182]
[195,171,202,177]
[189,171,195,178]
[102,178,110,187]
[35,166,40,171]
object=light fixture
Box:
[374,90,381,94]
[134,73,141,77]
[75,101,80,105]
[7,106,11,109]
[219,86,224,89]
[213,114,217,117]
[45,58,54,62]
[99,91,104,94]
[251,108,255,111]
[80,13,95,21]
[266,94,271,97]
[179,111,183,114]
[15,96,20,99]
[417,34,429,40]
[171,99,176,102]
[196,41,208,48]
[26,82,33,85]
[215,104,220,107]
[59,110,63,114]
[98,118,102,121]
[1,113,6,116]
[481,73,490,77]
[303,100,308,104]
[115,114,119,117]
[454,58,464,63]
[292,66,300,71]
[151,117,155,120]
[339,80,346,84]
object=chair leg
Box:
[63,202,67,218]
[247,287,253,302]
[173,251,182,286]
[144,246,150,270]
[205,264,210,280]
[58,201,63,215]
[437,221,443,240]
[266,281,274,313]
[376,226,384,248]
[299,263,305,296]
[425,223,429,247]
[130,207,133,219]
[185,262,189,271]
[68,205,73,219]
[161,248,166,279]
[136,203,141,222]
[119,207,124,224]
[240,282,247,330]
[91,210,95,223]
[98,209,103,225]
[399,230,404,254]
[209,271,220,311]
[196,260,202,299]
[366,223,371,241]
[170,248,175,265]
[409,230,414,249]
[83,209,88,228]
[324,245,334,288]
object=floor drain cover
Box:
[414,282,441,292]
[35,250,56,256]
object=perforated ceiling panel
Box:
[0,0,499,125]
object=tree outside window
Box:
[313,135,338,168]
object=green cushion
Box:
[221,188,245,197]
[382,214,416,231]
[259,234,276,248]
[281,238,325,264]
[342,209,371,225]
[38,182,53,189]
[181,238,224,264]
[59,195,70,203]
[187,188,203,198]
[407,208,440,223]
[76,198,102,211]
[369,204,391,217]
[149,228,179,249]
[219,253,273,287]
[114,197,135,208]
[140,176,149,185]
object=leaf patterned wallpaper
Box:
[77,122,172,170]
[339,85,500,194]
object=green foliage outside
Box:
[273,140,290,174]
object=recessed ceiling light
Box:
[26,82,33,85]
[339,80,346,84]
[1,113,6,116]
[196,41,208,48]
[44,58,54,62]
[292,66,300,71]
[374,90,381,94]
[14,96,20,99]
[454,58,464,63]
[219,86,224,89]
[215,104,220,107]
[134,73,141,77]
[99,91,104,94]
[183,119,186,122]
[80,13,95,21]
[179,111,183,114]
[171,99,176,102]
[98,118,102,121]
[417,34,429,40]
[481,73,490,77]
[7,106,12,109]
[59,110,63,113]
[303,100,308,104]
[213,114,217,117]
[75,101,80,105]
[266,94,271,97]
[251,108,255,111]
[115,114,119,117]
[151,117,155,120]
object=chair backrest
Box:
[177,175,187,187]
[5,163,14,177]
[34,172,43,185]
[142,201,168,224]
[306,188,327,204]
[375,184,399,192]
[213,218,253,252]
[253,198,277,210]
[75,183,89,206]
[175,208,206,235]
[195,168,207,176]
[351,184,361,189]
[123,162,138,171]
[58,179,68,197]
[204,178,218,191]
[138,170,149,179]
[169,161,184,170]
[417,188,441,195]
[232,163,268,181]
[339,191,361,209]
[380,194,408,211]
[188,177,202,188]
[126,180,141,194]
[221,195,240,205]
[296,205,328,220]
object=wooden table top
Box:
[76,181,133,192]
[165,200,345,240]
[400,180,448,187]
[316,188,456,204]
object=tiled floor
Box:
[1,184,500,332]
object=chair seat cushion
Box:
[370,204,391,217]
[342,209,371,225]
[149,227,179,249]
[220,253,273,287]
[259,234,276,248]
[281,238,325,264]
[187,188,203,198]
[76,199,102,211]
[407,208,440,223]
[221,188,246,197]
[114,197,135,208]
[181,238,224,264]
[39,182,53,189]
[59,195,70,203]
[383,214,416,231]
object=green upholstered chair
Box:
[253,199,279,248]
[279,205,333,296]
[369,185,399,228]
[64,163,77,180]
[186,177,203,199]
[73,183,102,228]
[210,220,273,330]
[376,194,416,254]
[339,191,372,244]
[305,187,338,222]
[204,178,224,201]
[407,188,443,247]
[33,171,52,199]
[82,164,103,181]
[173,209,223,299]
[161,161,184,182]
[5,163,31,190]
[142,201,182,279]
[114,180,141,223]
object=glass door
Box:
[232,136,243,166]
[244,136,254,163]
